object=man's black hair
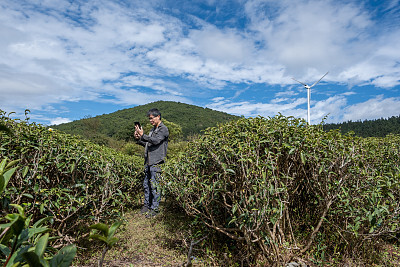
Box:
[147,108,161,119]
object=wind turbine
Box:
[292,72,329,124]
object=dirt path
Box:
[74,206,194,267]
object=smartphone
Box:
[134,121,141,128]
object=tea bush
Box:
[163,115,400,265]
[0,110,143,244]
[1,158,77,266]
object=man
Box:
[134,108,169,218]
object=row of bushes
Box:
[3,108,399,265]
[0,110,143,244]
[162,115,400,265]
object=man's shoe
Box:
[145,210,158,218]
[140,206,149,214]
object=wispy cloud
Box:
[244,0,400,85]
[50,117,72,125]
[207,96,308,119]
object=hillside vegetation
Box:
[53,101,239,142]
[323,115,400,137]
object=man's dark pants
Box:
[143,165,161,211]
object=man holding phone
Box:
[134,108,169,218]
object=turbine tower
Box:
[292,72,329,124]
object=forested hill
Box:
[323,115,400,137]
[52,101,239,140]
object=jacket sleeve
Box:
[135,139,146,147]
[141,124,169,145]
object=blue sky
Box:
[1,0,400,125]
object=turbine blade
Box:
[310,71,329,88]
[292,77,308,87]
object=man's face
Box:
[149,115,161,126]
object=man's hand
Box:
[134,124,143,139]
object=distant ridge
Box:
[53,101,240,140]
[323,115,400,137]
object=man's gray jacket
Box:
[137,121,169,166]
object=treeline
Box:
[53,101,239,142]
[323,115,400,137]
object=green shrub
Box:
[166,141,188,160]
[1,158,77,266]
[0,110,143,243]
[121,142,144,158]
[163,115,400,264]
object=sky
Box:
[1,0,400,125]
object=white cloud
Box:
[275,89,299,97]
[343,95,400,121]
[211,96,225,102]
[271,97,290,104]
[0,0,176,112]
[117,75,183,96]
[207,96,307,118]
[0,67,82,112]
[311,95,348,123]
[101,87,190,106]
[189,26,254,63]
[244,0,400,87]
[50,117,72,125]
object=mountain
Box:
[52,101,240,141]
[323,115,400,137]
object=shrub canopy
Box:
[163,115,400,264]
[0,110,143,242]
